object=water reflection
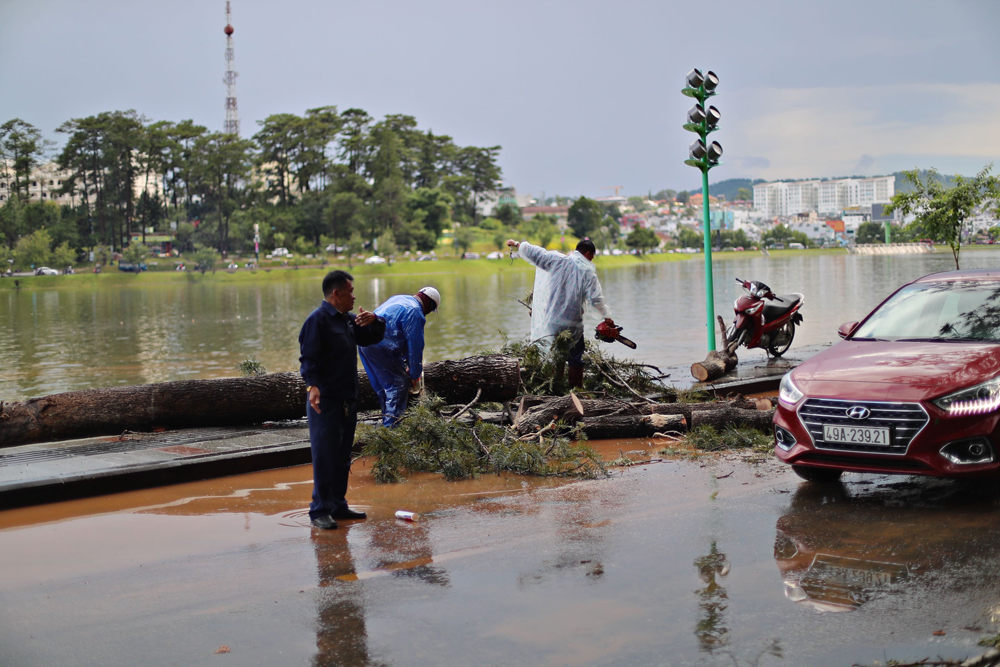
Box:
[312,528,381,667]
[694,541,731,651]
[774,478,1000,614]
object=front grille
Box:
[797,398,928,455]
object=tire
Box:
[767,321,795,357]
[791,465,843,483]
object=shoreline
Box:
[0,246,988,291]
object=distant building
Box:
[477,187,535,217]
[0,161,159,205]
[522,205,570,229]
[753,176,894,217]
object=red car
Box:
[774,269,1000,481]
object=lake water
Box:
[2,250,998,400]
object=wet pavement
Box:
[2,445,1000,667]
[0,423,312,508]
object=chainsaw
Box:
[594,321,637,349]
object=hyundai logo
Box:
[846,406,870,420]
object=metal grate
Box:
[0,430,261,467]
[798,398,928,455]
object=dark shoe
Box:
[331,507,367,520]
[310,514,338,530]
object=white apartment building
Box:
[754,175,894,217]
[0,161,159,206]
[0,162,77,205]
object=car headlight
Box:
[932,376,1000,415]
[779,373,804,406]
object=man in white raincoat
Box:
[506,237,615,388]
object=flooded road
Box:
[2,452,999,666]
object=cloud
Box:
[729,83,1000,180]
[737,156,771,170]
[855,154,876,170]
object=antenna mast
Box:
[223,2,239,136]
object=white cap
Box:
[418,286,441,311]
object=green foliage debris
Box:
[490,331,675,400]
[685,425,773,453]
[236,356,267,377]
[357,394,606,483]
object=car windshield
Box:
[853,281,1000,342]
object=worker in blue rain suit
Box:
[299,270,386,530]
[359,286,440,427]
[506,237,615,388]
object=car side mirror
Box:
[837,321,859,339]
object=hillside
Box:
[686,178,765,201]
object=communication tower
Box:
[223,2,240,136]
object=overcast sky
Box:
[2,0,998,198]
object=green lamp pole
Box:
[682,69,723,351]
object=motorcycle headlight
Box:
[779,373,804,406]
[932,376,1000,416]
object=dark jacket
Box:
[299,301,386,400]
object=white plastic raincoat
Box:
[517,241,612,345]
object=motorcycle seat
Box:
[763,294,802,322]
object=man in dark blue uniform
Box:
[299,270,386,530]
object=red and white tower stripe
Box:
[223,2,239,136]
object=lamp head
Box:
[707,141,723,163]
[703,71,719,92]
[689,139,708,161]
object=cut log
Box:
[0,354,521,448]
[691,316,739,382]
[688,404,775,432]
[582,413,686,440]
[512,395,768,436]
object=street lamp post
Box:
[683,68,723,351]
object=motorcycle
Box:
[726,278,804,357]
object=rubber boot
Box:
[568,365,584,389]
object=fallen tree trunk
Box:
[582,413,687,440]
[512,395,771,436]
[0,355,521,448]
[688,403,774,432]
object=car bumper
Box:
[773,399,1000,478]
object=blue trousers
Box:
[307,398,357,519]
[359,348,410,427]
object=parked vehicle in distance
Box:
[611,248,623,256]
[462,252,480,260]
[486,251,503,260]
[324,244,346,253]
[788,242,806,250]
[416,254,437,262]
[117,261,147,273]
[364,255,387,265]
[774,269,1000,482]
[34,267,58,276]
[272,247,290,257]
[771,243,786,250]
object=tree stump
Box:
[691,316,739,382]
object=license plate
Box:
[823,424,890,445]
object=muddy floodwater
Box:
[3,447,1000,666]
[5,250,1000,399]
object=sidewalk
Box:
[664,342,831,396]
[0,422,311,509]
